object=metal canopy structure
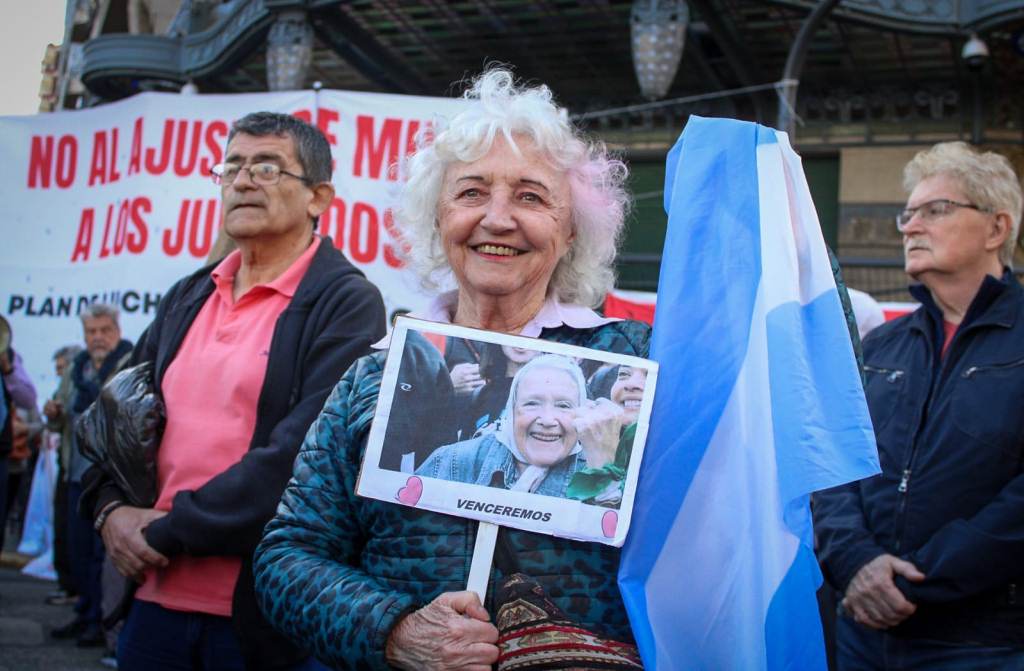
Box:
[77,0,1024,147]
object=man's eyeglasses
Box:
[210,162,313,187]
[896,199,992,232]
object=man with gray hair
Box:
[45,343,83,607]
[46,303,133,648]
[815,141,1024,667]
[82,111,386,670]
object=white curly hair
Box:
[395,68,631,308]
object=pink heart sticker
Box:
[396,476,423,506]
[601,510,618,538]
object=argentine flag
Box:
[619,117,879,669]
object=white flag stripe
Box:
[778,132,838,304]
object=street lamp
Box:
[631,0,688,101]
[267,11,313,91]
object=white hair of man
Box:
[79,302,120,325]
[903,141,1023,268]
[396,68,631,308]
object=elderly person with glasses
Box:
[81,112,385,671]
[814,141,1024,669]
[416,354,634,504]
[253,69,648,670]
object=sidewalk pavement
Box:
[0,553,109,671]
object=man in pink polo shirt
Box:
[82,112,386,671]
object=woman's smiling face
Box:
[512,367,580,467]
[610,365,647,424]
[437,134,574,307]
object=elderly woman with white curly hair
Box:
[416,353,632,503]
[253,68,649,670]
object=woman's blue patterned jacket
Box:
[253,319,650,670]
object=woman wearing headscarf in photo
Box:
[416,354,627,499]
[253,68,649,670]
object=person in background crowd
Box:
[45,303,133,649]
[253,68,649,670]
[608,364,647,425]
[446,336,487,397]
[847,288,886,341]
[5,385,43,547]
[0,348,37,413]
[0,343,39,548]
[815,141,1024,669]
[378,330,457,472]
[0,372,9,552]
[82,111,386,671]
[45,344,83,606]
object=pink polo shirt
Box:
[136,237,321,616]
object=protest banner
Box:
[0,89,467,394]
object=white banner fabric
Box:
[0,89,468,396]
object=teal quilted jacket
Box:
[254,320,650,670]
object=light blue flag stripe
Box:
[620,117,763,666]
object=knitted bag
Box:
[495,572,643,670]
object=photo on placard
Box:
[355,317,659,546]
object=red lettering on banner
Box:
[98,203,114,258]
[164,201,188,256]
[318,199,405,266]
[145,119,174,175]
[290,108,340,140]
[56,137,76,188]
[28,136,53,188]
[349,202,379,264]
[318,198,347,248]
[128,197,150,253]
[200,121,228,175]
[71,208,94,262]
[188,198,219,258]
[142,119,227,178]
[88,129,123,186]
[173,120,203,177]
[164,199,220,257]
[72,198,149,262]
[317,108,340,145]
[113,199,131,254]
[28,135,76,188]
[352,116,426,181]
[89,131,108,185]
[382,208,407,269]
[404,120,421,160]
[110,129,122,182]
[128,117,143,175]
[353,116,402,180]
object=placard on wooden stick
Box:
[356,317,658,590]
[354,319,655,594]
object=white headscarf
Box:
[494,354,587,492]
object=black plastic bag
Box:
[76,361,163,507]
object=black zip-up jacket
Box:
[815,271,1024,646]
[82,236,386,669]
